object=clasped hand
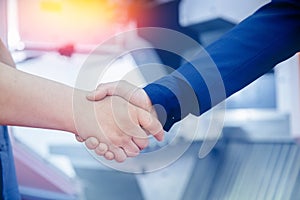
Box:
[75,81,164,163]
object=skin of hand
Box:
[74,93,164,162]
[81,80,164,154]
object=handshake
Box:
[0,38,164,164]
[74,80,164,163]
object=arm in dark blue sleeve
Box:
[144,0,300,131]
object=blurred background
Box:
[1,0,300,199]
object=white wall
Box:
[179,0,270,26]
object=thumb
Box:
[86,81,150,111]
[137,108,164,142]
[153,130,164,141]
[86,83,117,101]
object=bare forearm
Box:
[0,62,81,134]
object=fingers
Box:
[153,130,165,141]
[84,88,164,162]
[122,140,140,157]
[106,133,140,157]
[84,136,139,162]
[86,82,118,101]
[104,151,115,160]
[85,137,100,150]
[85,139,126,163]
[95,143,109,156]
[132,137,149,150]
[100,145,139,162]
[87,81,164,141]
[105,145,127,163]
[85,137,127,162]
[86,81,151,111]
[137,108,164,142]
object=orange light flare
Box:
[18,0,134,46]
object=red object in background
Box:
[58,44,74,57]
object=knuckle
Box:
[85,137,99,149]
[104,152,114,160]
[120,136,131,144]
[110,136,126,146]
[113,149,127,163]
[113,135,131,146]
[137,139,149,149]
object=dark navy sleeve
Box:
[144,0,300,131]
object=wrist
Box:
[65,89,89,135]
[69,89,102,139]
